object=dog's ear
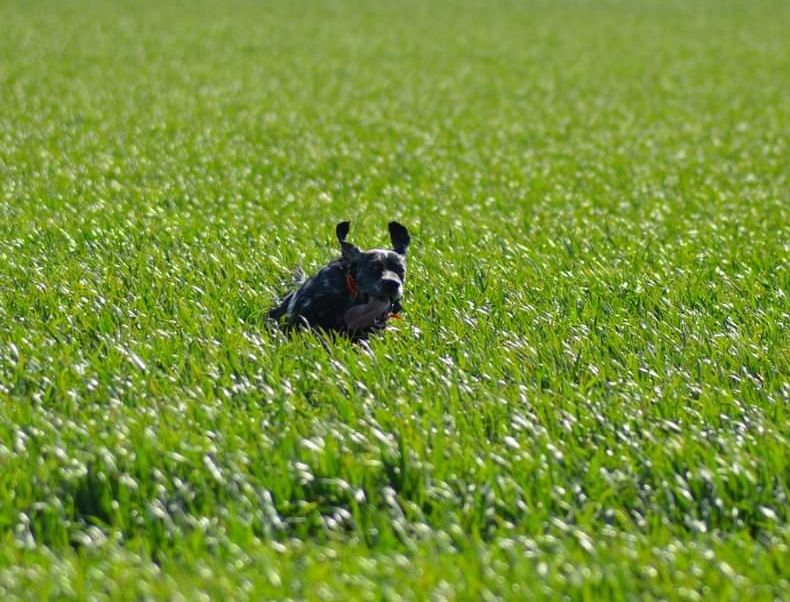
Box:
[336,221,360,260]
[336,221,350,243]
[389,221,410,255]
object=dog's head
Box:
[336,221,410,309]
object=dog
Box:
[269,221,411,338]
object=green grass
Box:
[1,0,789,599]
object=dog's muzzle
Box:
[344,272,403,330]
[376,271,403,301]
[379,279,402,301]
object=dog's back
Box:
[270,260,351,330]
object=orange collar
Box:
[345,272,359,300]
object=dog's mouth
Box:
[344,295,397,330]
[357,290,401,308]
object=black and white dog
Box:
[269,221,410,338]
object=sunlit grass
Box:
[1,0,788,599]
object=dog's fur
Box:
[269,221,410,338]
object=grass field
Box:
[1,0,789,599]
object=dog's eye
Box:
[388,263,405,279]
